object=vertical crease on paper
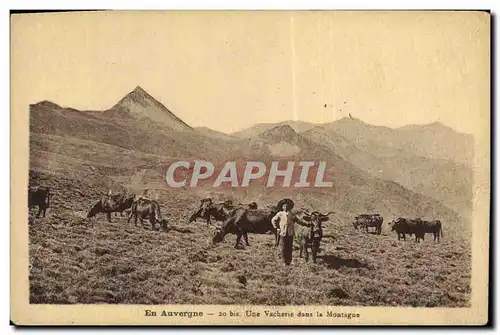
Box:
[289,14,298,121]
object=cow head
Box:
[160,218,169,231]
[301,210,334,239]
[87,200,103,218]
[189,198,213,223]
[199,198,214,218]
[247,202,258,210]
[212,227,225,244]
[388,218,402,231]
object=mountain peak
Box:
[335,116,367,125]
[110,86,193,131]
[254,124,303,145]
[32,100,62,109]
[262,124,297,137]
[133,86,147,94]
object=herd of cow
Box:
[28,186,444,263]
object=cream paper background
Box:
[10,10,490,325]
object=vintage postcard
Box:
[10,10,490,325]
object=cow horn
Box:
[300,208,313,216]
[323,211,335,216]
[108,189,112,196]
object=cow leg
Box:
[42,206,47,218]
[36,206,42,218]
[234,233,243,248]
[107,213,112,223]
[244,233,250,246]
[304,243,309,262]
[312,241,319,263]
[150,216,156,231]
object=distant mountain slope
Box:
[218,125,464,230]
[231,120,317,138]
[325,117,473,167]
[302,126,472,218]
[194,127,238,141]
[105,86,193,132]
[29,100,238,159]
[397,122,474,166]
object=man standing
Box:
[271,199,295,266]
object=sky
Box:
[11,11,490,136]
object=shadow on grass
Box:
[319,254,369,270]
[167,225,194,234]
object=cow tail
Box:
[441,224,444,238]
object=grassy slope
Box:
[29,171,471,307]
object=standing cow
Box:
[294,210,335,263]
[353,214,383,234]
[28,186,51,218]
[388,218,424,242]
[420,220,444,242]
[212,207,278,248]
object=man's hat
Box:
[276,198,294,211]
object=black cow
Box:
[353,214,383,234]
[28,186,51,218]
[294,211,334,263]
[420,220,444,242]
[388,218,424,242]
[212,207,279,248]
[87,190,135,223]
[188,198,235,226]
[127,198,168,231]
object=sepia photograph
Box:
[10,10,490,325]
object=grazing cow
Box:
[294,211,335,263]
[388,217,424,242]
[420,220,444,242]
[188,198,235,226]
[86,190,135,223]
[212,206,281,248]
[28,186,51,218]
[210,199,272,248]
[353,214,383,234]
[127,197,168,231]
